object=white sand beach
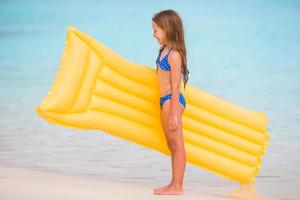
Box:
[0,166,236,200]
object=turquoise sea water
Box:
[0,1,299,199]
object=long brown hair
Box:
[152,9,189,90]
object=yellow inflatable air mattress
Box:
[36,26,271,184]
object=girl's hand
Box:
[168,113,178,131]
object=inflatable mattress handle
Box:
[36,26,271,184]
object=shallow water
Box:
[0,1,299,199]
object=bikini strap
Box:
[158,45,165,57]
[158,45,173,58]
[167,47,173,56]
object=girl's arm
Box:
[168,50,182,130]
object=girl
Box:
[151,9,189,195]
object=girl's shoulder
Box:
[169,48,182,64]
[169,48,181,58]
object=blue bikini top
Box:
[156,45,173,71]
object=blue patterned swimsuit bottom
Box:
[160,92,186,110]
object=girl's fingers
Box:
[169,122,174,130]
[169,122,177,130]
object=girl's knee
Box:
[168,141,184,152]
[167,134,184,151]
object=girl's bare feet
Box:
[153,183,171,193]
[153,184,184,195]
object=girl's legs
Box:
[153,100,186,195]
